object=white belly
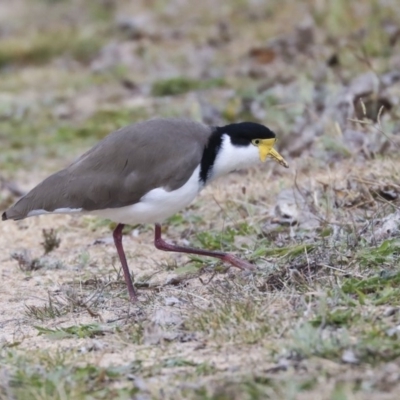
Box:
[88,166,202,225]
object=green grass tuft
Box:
[34,324,110,339]
[151,77,225,96]
[0,31,103,67]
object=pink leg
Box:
[113,223,138,302]
[154,224,255,271]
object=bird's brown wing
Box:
[3,118,211,220]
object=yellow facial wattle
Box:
[257,139,289,168]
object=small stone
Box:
[384,307,398,317]
[165,296,181,306]
[342,349,359,364]
[386,325,400,337]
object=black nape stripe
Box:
[199,128,223,184]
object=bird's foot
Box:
[222,254,256,271]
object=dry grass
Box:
[0,0,400,399]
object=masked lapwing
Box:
[2,118,288,301]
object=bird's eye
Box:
[252,139,260,146]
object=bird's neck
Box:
[199,133,258,186]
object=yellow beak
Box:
[259,139,289,168]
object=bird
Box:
[2,118,288,302]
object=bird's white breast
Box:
[89,166,202,225]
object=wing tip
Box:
[2,209,24,221]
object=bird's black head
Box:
[216,122,276,146]
[199,120,287,184]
